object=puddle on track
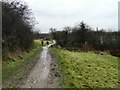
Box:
[21,42,56,88]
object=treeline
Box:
[2,0,39,59]
[50,22,120,57]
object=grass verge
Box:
[51,47,119,88]
[2,39,42,88]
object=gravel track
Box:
[21,41,60,88]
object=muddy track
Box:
[21,41,61,88]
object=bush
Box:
[2,0,35,59]
[50,22,120,56]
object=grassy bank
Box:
[52,47,119,88]
[2,39,42,88]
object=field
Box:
[52,48,119,88]
[2,40,43,88]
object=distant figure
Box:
[46,41,49,45]
[41,40,44,46]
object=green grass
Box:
[52,47,119,88]
[2,39,43,88]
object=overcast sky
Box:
[23,0,119,33]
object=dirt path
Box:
[21,41,60,88]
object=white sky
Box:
[23,0,119,33]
